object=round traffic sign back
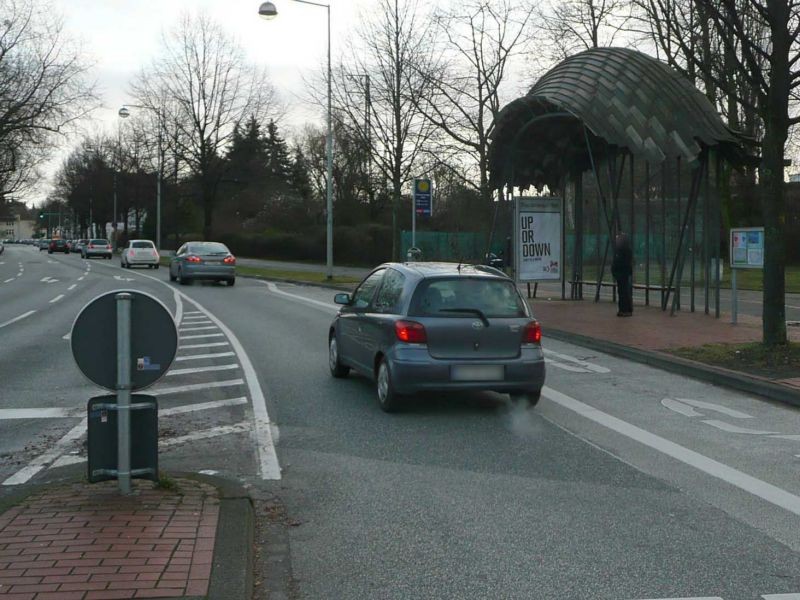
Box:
[71,290,178,391]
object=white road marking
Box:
[151,379,245,396]
[543,349,610,373]
[160,397,248,416]
[174,351,236,362]
[772,434,800,441]
[62,332,71,340]
[0,408,77,419]
[543,386,800,516]
[78,276,85,281]
[545,358,589,373]
[159,422,251,448]
[113,275,134,282]
[183,315,211,321]
[673,398,753,419]
[51,455,85,468]
[3,278,13,283]
[661,398,703,417]
[199,469,219,475]
[0,310,36,329]
[763,594,800,599]
[180,332,225,340]
[182,320,213,325]
[179,325,218,332]
[68,284,77,290]
[179,341,230,350]
[40,276,57,283]
[701,420,779,435]
[184,310,203,315]
[49,294,65,304]
[634,597,723,600]
[167,364,240,376]
[2,421,87,485]
[262,280,338,312]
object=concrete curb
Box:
[544,327,800,407]
[238,272,355,292]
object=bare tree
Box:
[411,0,534,207]
[332,0,436,259]
[0,0,97,198]
[537,0,633,61]
[131,12,279,239]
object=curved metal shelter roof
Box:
[488,47,744,190]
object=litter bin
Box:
[406,246,423,262]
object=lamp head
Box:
[259,1,278,19]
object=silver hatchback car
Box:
[328,262,545,412]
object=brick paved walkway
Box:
[0,478,218,599]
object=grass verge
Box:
[235,265,360,286]
[668,341,800,380]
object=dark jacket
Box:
[611,240,633,279]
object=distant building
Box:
[1,214,36,240]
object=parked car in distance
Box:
[328,262,545,412]
[169,241,236,286]
[38,239,50,251]
[121,239,160,269]
[82,239,112,259]
[48,239,68,254]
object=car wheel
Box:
[154,264,159,270]
[169,269,177,282]
[48,250,52,254]
[510,391,541,409]
[376,358,402,413]
[179,270,191,285]
[328,336,349,378]
[227,278,235,286]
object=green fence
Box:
[400,231,505,262]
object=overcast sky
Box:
[37,0,372,205]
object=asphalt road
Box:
[3,244,800,599]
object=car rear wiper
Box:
[438,308,490,327]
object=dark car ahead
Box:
[48,239,68,254]
[328,262,545,412]
[169,241,236,286]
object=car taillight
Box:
[88,244,94,248]
[106,245,111,249]
[523,320,542,344]
[395,320,427,343]
[223,255,236,265]
[186,255,201,263]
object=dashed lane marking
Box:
[3,278,13,283]
[174,351,236,362]
[49,294,64,304]
[0,310,36,330]
[166,364,240,377]
[68,284,77,290]
[543,386,800,516]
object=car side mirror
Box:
[334,293,351,305]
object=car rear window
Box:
[409,277,527,319]
[189,242,229,255]
[132,241,155,248]
[91,239,109,245]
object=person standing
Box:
[611,232,633,316]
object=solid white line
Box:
[179,341,230,350]
[179,325,218,332]
[175,351,236,362]
[0,310,36,329]
[160,397,248,416]
[635,597,723,600]
[124,269,281,480]
[167,364,239,376]
[543,386,800,517]
[179,332,225,340]
[762,594,800,599]
[68,284,77,290]
[3,421,87,485]
[3,278,13,283]
[160,422,251,448]
[49,294,65,304]
[150,378,245,396]
[0,408,76,419]
[261,281,338,312]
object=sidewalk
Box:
[0,475,252,600]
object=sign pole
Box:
[116,292,133,494]
[412,184,416,248]
[731,268,738,325]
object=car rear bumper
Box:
[127,257,159,265]
[182,264,235,279]
[387,345,545,395]
[85,250,111,257]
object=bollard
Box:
[116,292,133,494]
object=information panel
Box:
[513,196,562,282]
[730,227,764,269]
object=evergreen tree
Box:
[264,120,292,181]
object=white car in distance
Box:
[121,239,160,269]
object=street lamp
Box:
[119,104,164,251]
[259,0,334,280]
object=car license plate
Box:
[451,365,504,382]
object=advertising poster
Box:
[730,227,764,269]
[513,197,562,282]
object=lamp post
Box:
[119,105,164,250]
[259,0,334,280]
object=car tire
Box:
[227,278,235,286]
[510,391,541,409]
[154,264,159,270]
[169,270,177,282]
[48,250,52,254]
[179,270,191,285]
[376,358,402,413]
[328,336,349,378]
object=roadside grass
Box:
[577,264,800,293]
[668,341,800,379]
[159,257,359,285]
